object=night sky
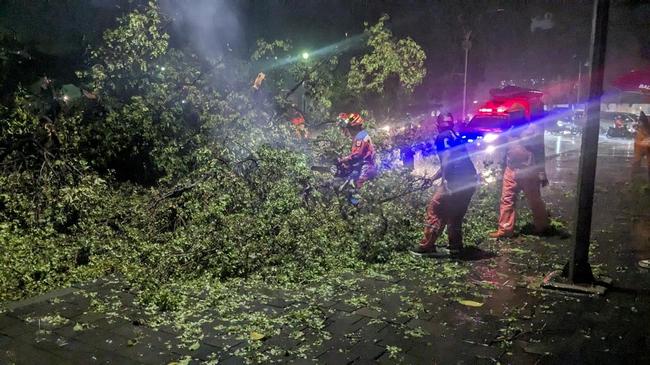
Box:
[1,0,649,105]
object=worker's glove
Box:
[538,172,549,187]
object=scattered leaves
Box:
[458,300,484,308]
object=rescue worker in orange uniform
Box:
[252,72,266,90]
[489,119,549,238]
[411,113,478,257]
[637,113,650,268]
[290,110,309,139]
[338,113,377,205]
[633,111,650,177]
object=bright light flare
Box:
[481,169,497,184]
[485,145,496,154]
[264,33,364,71]
[483,133,498,143]
[381,126,391,133]
[301,52,310,60]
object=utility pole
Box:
[570,0,610,284]
[577,62,582,107]
[462,31,472,122]
[576,61,590,108]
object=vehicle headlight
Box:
[483,133,498,143]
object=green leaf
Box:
[188,341,200,351]
[458,300,484,307]
[250,331,265,341]
[167,356,192,365]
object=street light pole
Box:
[576,61,590,108]
[462,31,472,122]
[570,0,610,284]
[577,63,582,106]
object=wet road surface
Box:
[1,134,649,364]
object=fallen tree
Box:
[0,3,440,305]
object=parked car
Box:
[556,111,638,138]
[605,114,636,139]
[599,112,637,137]
[545,108,582,136]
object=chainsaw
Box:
[310,160,362,193]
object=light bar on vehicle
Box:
[477,106,508,115]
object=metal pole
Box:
[462,32,471,122]
[577,63,582,106]
[462,47,468,121]
[570,0,609,284]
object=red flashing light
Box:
[477,104,508,116]
[475,87,544,119]
[476,99,532,117]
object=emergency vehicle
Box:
[461,86,545,182]
[462,86,544,141]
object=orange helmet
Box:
[338,112,363,127]
[291,116,305,126]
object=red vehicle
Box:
[463,86,544,138]
[461,86,546,182]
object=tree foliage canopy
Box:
[0,7,522,363]
[0,4,443,306]
[348,14,427,95]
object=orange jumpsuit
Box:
[340,130,376,188]
[496,123,549,235]
[633,125,650,171]
[291,116,308,139]
[420,130,477,250]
